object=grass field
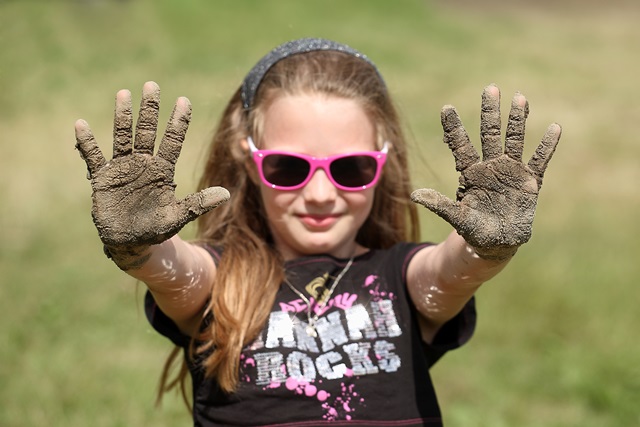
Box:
[1,1,639,426]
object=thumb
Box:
[410,188,462,228]
[180,186,230,219]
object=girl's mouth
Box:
[297,214,340,229]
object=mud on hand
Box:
[75,82,230,268]
[411,84,561,261]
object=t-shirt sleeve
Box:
[399,242,478,368]
[422,296,476,367]
[144,291,191,348]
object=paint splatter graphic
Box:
[321,381,365,421]
[363,274,396,301]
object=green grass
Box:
[1,0,639,425]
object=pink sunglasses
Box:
[248,137,389,191]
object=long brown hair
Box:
[159,49,420,402]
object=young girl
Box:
[75,38,561,426]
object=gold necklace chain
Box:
[284,256,354,337]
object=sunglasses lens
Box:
[330,156,378,188]
[262,154,311,187]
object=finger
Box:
[179,186,231,223]
[157,97,192,166]
[113,89,133,158]
[134,81,161,155]
[441,105,480,172]
[480,84,502,160]
[504,92,529,162]
[75,119,107,178]
[528,123,562,186]
[410,188,464,229]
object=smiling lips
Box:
[297,214,341,229]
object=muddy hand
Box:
[75,82,230,269]
[411,84,561,261]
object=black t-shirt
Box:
[145,242,476,426]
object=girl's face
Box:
[254,93,378,260]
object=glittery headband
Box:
[240,37,384,111]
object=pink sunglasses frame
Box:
[247,137,389,191]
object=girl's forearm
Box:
[432,231,510,288]
[125,235,216,327]
[408,231,510,341]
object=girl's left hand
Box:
[411,84,561,261]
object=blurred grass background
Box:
[1,0,639,426]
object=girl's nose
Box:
[302,168,338,203]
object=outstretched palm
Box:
[75,82,229,252]
[411,84,561,260]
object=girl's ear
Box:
[240,138,250,153]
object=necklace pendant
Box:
[306,325,318,337]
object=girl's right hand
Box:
[75,82,230,270]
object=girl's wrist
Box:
[103,244,152,271]
[471,245,518,263]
